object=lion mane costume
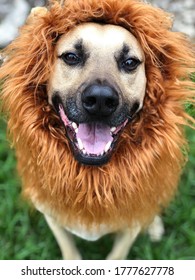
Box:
[0,0,194,259]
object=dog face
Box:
[48,23,146,165]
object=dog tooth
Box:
[77,138,83,150]
[104,141,112,153]
[72,122,78,129]
[75,128,78,134]
[110,127,116,133]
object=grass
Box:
[0,113,195,260]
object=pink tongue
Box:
[77,123,113,155]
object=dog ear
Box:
[26,7,48,24]
[0,53,7,66]
[59,0,65,6]
[164,14,174,30]
[26,1,66,24]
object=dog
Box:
[0,0,194,259]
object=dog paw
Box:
[62,251,82,260]
[147,216,165,242]
[106,252,128,260]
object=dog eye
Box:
[122,58,141,72]
[60,52,81,66]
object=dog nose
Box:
[82,84,119,117]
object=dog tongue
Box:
[77,123,113,155]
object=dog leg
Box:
[44,214,82,260]
[147,215,165,242]
[106,224,141,260]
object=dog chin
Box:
[74,149,112,166]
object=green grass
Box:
[0,116,195,260]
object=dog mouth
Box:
[59,104,128,165]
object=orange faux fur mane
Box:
[0,0,194,230]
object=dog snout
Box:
[81,84,119,117]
